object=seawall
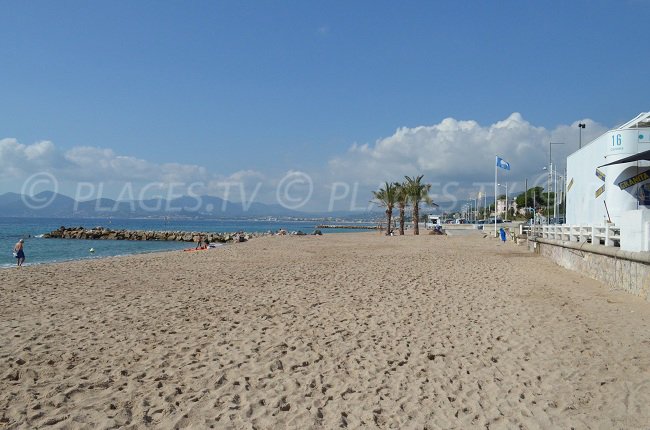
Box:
[528,237,650,301]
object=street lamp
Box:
[548,142,565,221]
[553,166,566,224]
[578,123,586,149]
[543,165,566,223]
[497,182,508,221]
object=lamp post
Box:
[497,182,508,221]
[578,123,586,149]
[548,142,565,222]
[533,188,536,223]
[544,164,567,224]
[554,169,566,223]
[484,192,487,221]
[554,165,558,221]
[524,178,528,220]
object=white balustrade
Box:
[528,224,621,247]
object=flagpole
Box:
[494,156,497,236]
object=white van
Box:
[425,215,442,229]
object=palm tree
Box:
[404,175,432,235]
[372,182,398,235]
[394,182,409,235]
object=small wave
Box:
[1,243,197,269]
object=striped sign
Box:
[618,170,650,190]
[595,168,606,182]
[595,184,605,198]
[567,178,574,192]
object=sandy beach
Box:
[1,232,649,429]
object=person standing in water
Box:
[13,239,25,267]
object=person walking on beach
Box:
[13,239,25,267]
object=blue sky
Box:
[1,1,649,211]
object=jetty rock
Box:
[42,226,276,243]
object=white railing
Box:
[528,224,621,247]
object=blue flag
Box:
[496,156,510,170]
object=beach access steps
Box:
[526,224,621,247]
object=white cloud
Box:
[0,138,71,178]
[64,147,154,181]
[328,113,608,195]
[0,113,611,211]
[0,139,268,201]
[0,141,216,185]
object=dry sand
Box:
[1,232,649,429]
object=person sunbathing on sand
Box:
[195,237,207,250]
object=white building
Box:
[496,199,507,215]
[496,198,516,217]
[566,112,650,250]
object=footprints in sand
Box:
[1,234,650,428]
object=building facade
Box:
[566,112,650,251]
[566,112,650,226]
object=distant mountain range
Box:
[0,191,383,219]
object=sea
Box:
[1,217,373,268]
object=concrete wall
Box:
[528,238,650,301]
[566,133,608,225]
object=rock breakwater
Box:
[43,226,299,243]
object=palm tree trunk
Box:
[386,209,392,235]
[413,201,420,235]
[399,204,405,235]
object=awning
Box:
[598,149,650,167]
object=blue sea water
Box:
[0,217,371,268]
